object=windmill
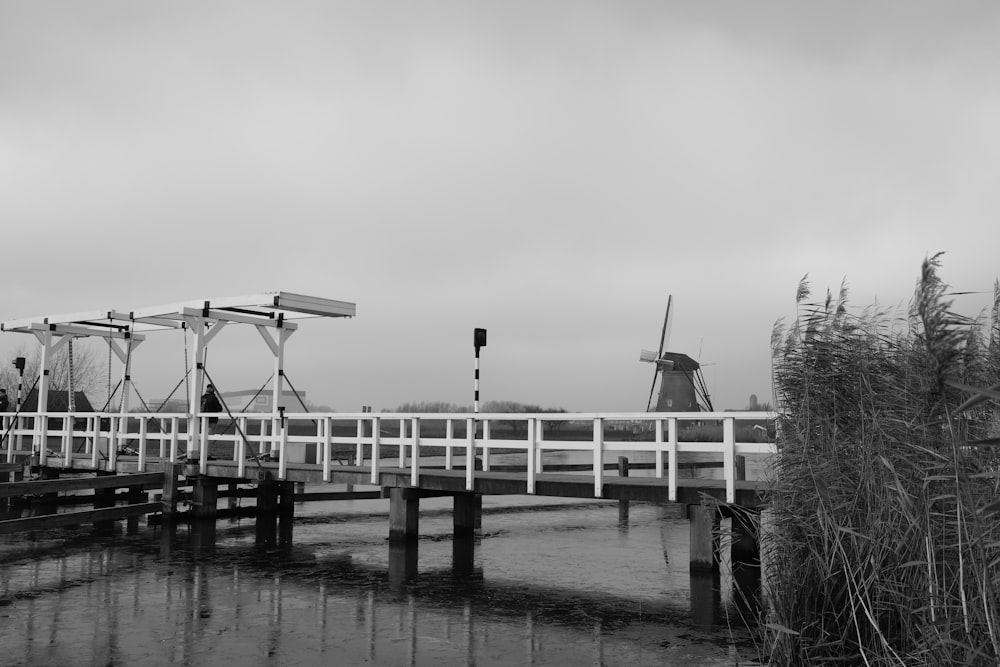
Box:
[639,295,714,412]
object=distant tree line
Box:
[388,400,568,435]
[388,400,567,415]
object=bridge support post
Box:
[256,474,279,545]
[618,457,630,524]
[94,485,116,534]
[40,468,60,501]
[192,476,218,520]
[388,541,419,590]
[730,510,759,568]
[126,485,144,534]
[453,492,481,537]
[452,535,475,578]
[161,462,183,518]
[688,504,719,572]
[278,481,295,546]
[389,487,419,541]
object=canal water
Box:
[0,489,763,666]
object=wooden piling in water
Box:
[255,475,279,545]
[453,492,481,537]
[161,463,182,517]
[730,510,759,568]
[618,457,629,523]
[688,504,719,572]
[389,487,419,541]
[192,477,219,520]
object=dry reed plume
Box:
[760,254,1000,665]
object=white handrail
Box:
[1,409,778,503]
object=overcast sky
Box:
[2,1,999,413]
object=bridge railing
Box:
[1,410,777,503]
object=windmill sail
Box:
[645,296,672,412]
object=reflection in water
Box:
[0,501,761,666]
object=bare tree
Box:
[0,340,106,409]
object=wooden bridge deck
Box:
[5,455,771,509]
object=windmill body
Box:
[651,352,702,412]
[640,296,714,412]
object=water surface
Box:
[0,492,762,666]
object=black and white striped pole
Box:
[12,357,25,411]
[473,328,487,414]
[12,357,25,452]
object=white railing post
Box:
[259,417,268,460]
[593,417,604,498]
[38,409,49,467]
[278,416,288,479]
[61,416,71,464]
[654,419,664,477]
[399,419,406,468]
[355,419,364,466]
[668,418,678,502]
[526,418,536,494]
[62,415,72,467]
[91,416,102,468]
[322,417,332,482]
[370,416,381,485]
[536,418,544,474]
[157,418,165,459]
[84,416,94,456]
[138,417,148,472]
[723,417,735,503]
[410,418,420,487]
[199,416,209,474]
[315,420,323,465]
[108,417,119,471]
[354,419,363,466]
[236,417,247,478]
[169,417,179,463]
[465,417,475,491]
[445,419,454,470]
[482,420,491,472]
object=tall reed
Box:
[762,254,1000,665]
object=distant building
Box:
[18,389,96,429]
[19,389,96,413]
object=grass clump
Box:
[762,254,1000,665]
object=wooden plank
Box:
[0,502,161,535]
[179,459,773,505]
[0,472,164,498]
[293,491,382,502]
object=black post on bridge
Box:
[473,328,486,414]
